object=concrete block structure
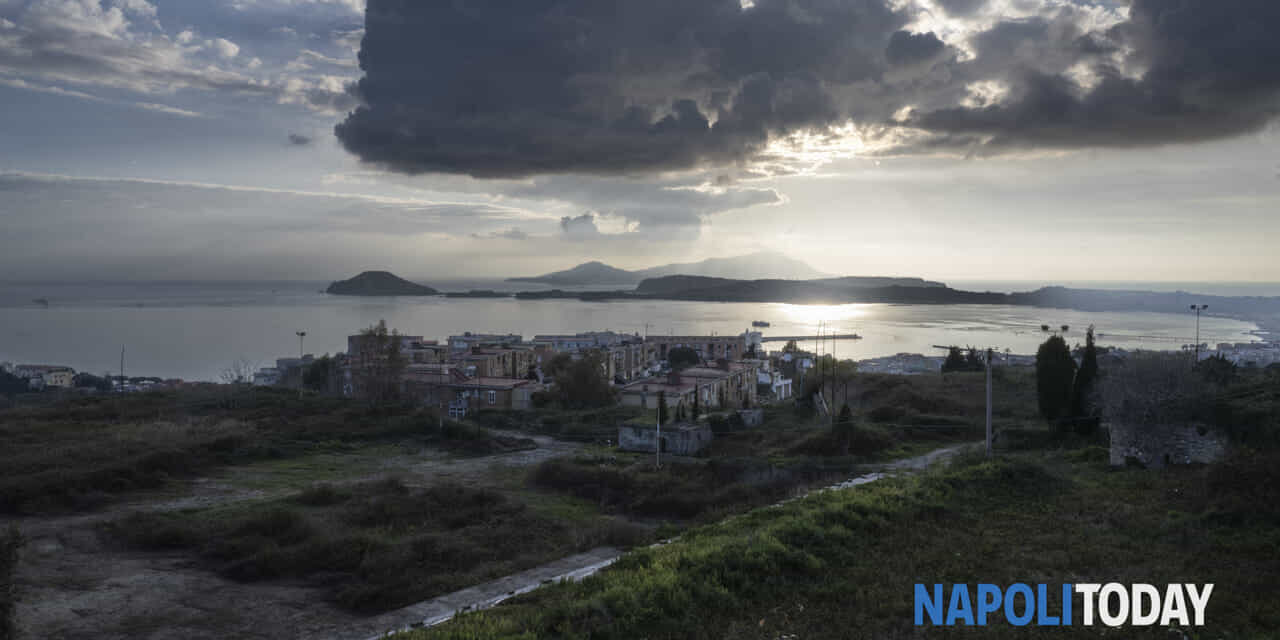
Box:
[618,423,713,456]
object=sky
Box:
[1,0,1278,284]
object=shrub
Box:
[295,483,351,506]
[708,414,730,434]
[1,526,23,640]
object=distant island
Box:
[444,290,512,298]
[325,271,438,296]
[508,251,830,286]
[509,276,1280,326]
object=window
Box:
[487,390,496,405]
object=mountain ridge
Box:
[508,251,830,285]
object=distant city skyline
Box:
[1,0,1278,283]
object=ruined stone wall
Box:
[1108,421,1228,469]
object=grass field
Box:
[397,442,1280,639]
[0,526,19,640]
[0,387,531,514]
[100,476,647,614]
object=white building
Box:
[253,367,281,386]
[13,364,76,388]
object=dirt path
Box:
[7,432,583,640]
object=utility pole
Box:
[826,325,834,429]
[119,344,125,393]
[296,331,307,398]
[985,347,993,458]
[655,397,662,470]
[1190,304,1208,361]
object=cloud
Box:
[336,0,912,178]
[0,172,545,279]
[0,75,203,117]
[335,0,1280,177]
[135,102,204,118]
[287,132,312,145]
[898,0,1280,154]
[559,213,601,240]
[885,30,946,66]
[211,37,240,59]
[932,0,985,18]
[0,0,357,114]
[471,227,529,241]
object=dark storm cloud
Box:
[885,30,945,66]
[905,0,1280,153]
[335,0,1280,176]
[335,0,909,178]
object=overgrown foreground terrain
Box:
[402,446,1280,639]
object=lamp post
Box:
[1189,305,1208,361]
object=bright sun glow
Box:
[775,303,870,332]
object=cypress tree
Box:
[1071,326,1099,433]
[1036,334,1077,426]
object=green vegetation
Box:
[525,371,1017,529]
[350,319,408,405]
[0,370,26,398]
[666,347,699,370]
[302,354,335,392]
[398,445,1280,639]
[543,351,616,409]
[529,455,809,523]
[0,526,21,640]
[0,387,528,514]
[471,405,646,442]
[1069,325,1100,433]
[102,477,647,614]
[1035,334,1077,424]
[941,346,984,373]
[1101,352,1280,449]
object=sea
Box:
[0,279,1273,382]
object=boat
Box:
[751,320,770,328]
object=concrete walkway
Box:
[348,547,622,640]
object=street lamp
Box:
[1189,305,1207,361]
